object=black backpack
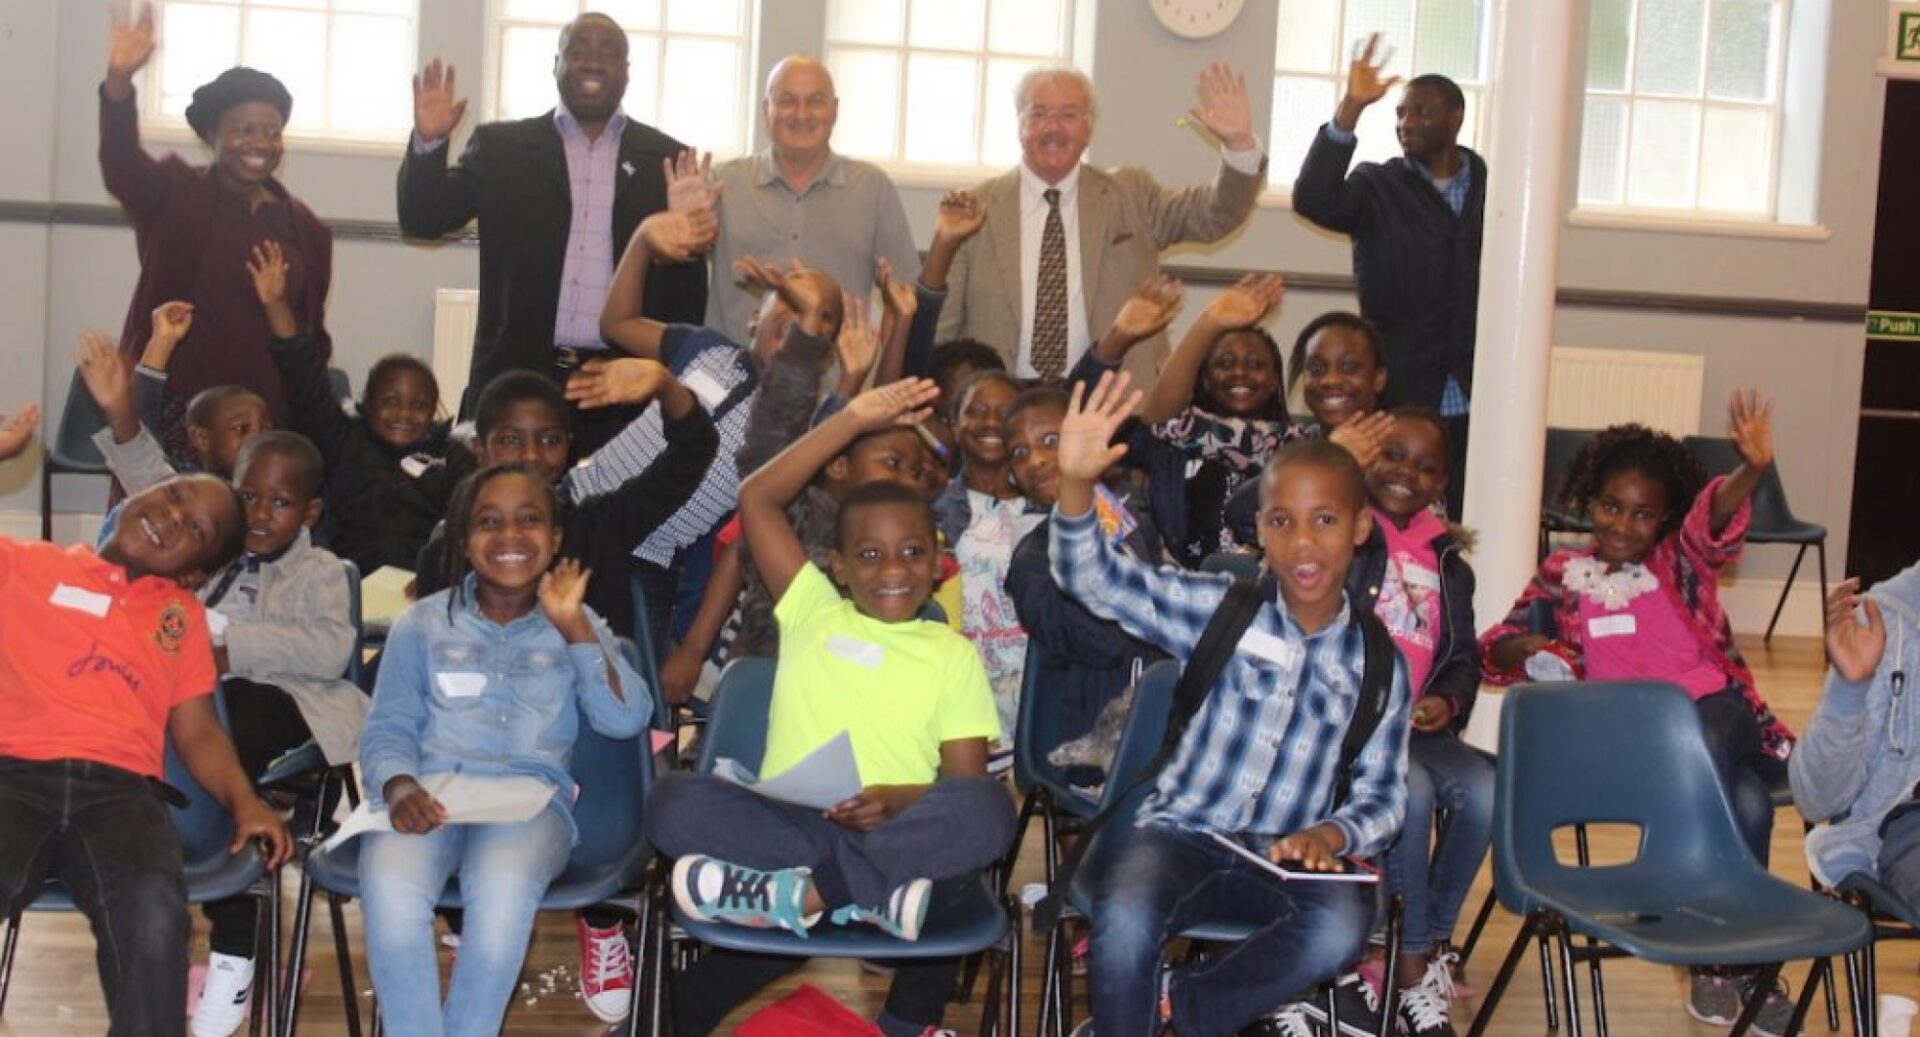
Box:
[1034,575,1398,929]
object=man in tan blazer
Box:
[935,64,1266,385]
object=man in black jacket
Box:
[397,12,707,458]
[1294,34,1484,520]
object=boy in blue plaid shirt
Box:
[1050,372,1412,1037]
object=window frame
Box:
[140,0,421,148]
[482,0,757,158]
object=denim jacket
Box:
[359,577,651,839]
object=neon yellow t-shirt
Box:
[761,564,1000,786]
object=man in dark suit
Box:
[397,12,706,458]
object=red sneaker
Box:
[575,914,634,1023]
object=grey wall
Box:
[0,0,1888,595]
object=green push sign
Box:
[1867,311,1920,341]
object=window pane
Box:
[597,0,661,31]
[987,0,1063,57]
[260,0,323,9]
[662,38,740,151]
[328,13,411,135]
[825,48,900,159]
[623,32,662,125]
[1706,0,1774,101]
[1698,105,1770,212]
[1624,98,1700,207]
[1268,75,1336,187]
[982,57,1039,167]
[1578,95,1628,204]
[500,24,559,118]
[1634,0,1705,96]
[502,0,580,19]
[1586,0,1631,90]
[1415,0,1485,82]
[158,4,241,117]
[908,0,985,51]
[1274,0,1341,74]
[1352,88,1401,166]
[1457,86,1482,149]
[666,0,739,35]
[244,8,326,132]
[829,0,905,45]
[903,52,979,164]
[1343,0,1414,66]
[335,0,412,14]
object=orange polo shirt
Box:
[0,538,215,779]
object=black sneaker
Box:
[1297,972,1382,1037]
[1396,982,1459,1037]
[1241,1003,1322,1037]
[1735,971,1796,1037]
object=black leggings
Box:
[204,679,312,957]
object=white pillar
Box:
[1464,1,1580,628]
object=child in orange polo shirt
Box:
[0,414,293,1037]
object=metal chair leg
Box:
[1728,961,1785,1037]
[1766,544,1811,642]
[1458,888,1499,967]
[0,910,22,1015]
[1466,912,1546,1037]
[326,893,363,1037]
[1538,932,1561,1030]
[1553,919,1585,1037]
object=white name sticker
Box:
[1239,627,1303,671]
[434,672,488,699]
[50,583,112,618]
[1402,566,1441,592]
[204,610,231,638]
[400,455,430,479]
[1587,614,1638,639]
[683,369,729,409]
[825,635,885,669]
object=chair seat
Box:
[1522,874,1869,965]
[257,741,329,789]
[1836,872,1920,930]
[303,836,648,912]
[668,877,1009,959]
[1747,520,1827,544]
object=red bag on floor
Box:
[735,983,885,1036]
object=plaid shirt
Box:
[1050,507,1411,858]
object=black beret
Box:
[185,67,292,143]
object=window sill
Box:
[1566,208,1831,242]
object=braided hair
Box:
[1557,423,1703,539]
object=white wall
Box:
[0,0,1888,631]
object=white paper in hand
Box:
[321,773,558,853]
[360,566,417,632]
[713,731,862,811]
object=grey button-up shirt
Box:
[706,149,921,344]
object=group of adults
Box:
[99,6,1484,535]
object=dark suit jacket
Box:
[396,111,708,415]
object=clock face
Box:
[1150,0,1246,39]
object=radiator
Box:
[1546,346,1705,436]
[431,289,479,414]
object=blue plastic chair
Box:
[1004,641,1105,899]
[1538,428,1597,561]
[1465,681,1870,1037]
[280,638,657,1037]
[40,370,113,541]
[1684,435,1828,642]
[1831,871,1920,1037]
[651,657,1020,1037]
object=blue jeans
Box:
[1087,822,1371,1037]
[1386,733,1496,952]
[360,805,572,1037]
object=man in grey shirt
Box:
[706,56,920,345]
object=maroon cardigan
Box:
[98,85,332,430]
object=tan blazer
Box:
[935,157,1266,385]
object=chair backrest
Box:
[564,637,655,871]
[341,558,366,688]
[1682,435,1805,532]
[1012,639,1057,792]
[625,572,671,731]
[1065,660,1185,900]
[1200,552,1260,580]
[1492,681,1760,917]
[165,726,237,864]
[1542,428,1596,510]
[697,657,778,775]
[50,370,110,470]
[326,367,353,405]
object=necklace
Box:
[1563,555,1659,611]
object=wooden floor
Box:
[3,634,1904,1036]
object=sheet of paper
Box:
[1207,832,1379,884]
[713,731,862,811]
[360,565,416,632]
[321,773,557,853]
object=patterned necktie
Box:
[1032,187,1068,381]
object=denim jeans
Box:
[1386,732,1496,952]
[1087,822,1371,1037]
[360,805,572,1037]
[0,756,190,1037]
[1697,689,1775,867]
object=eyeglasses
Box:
[1020,106,1088,127]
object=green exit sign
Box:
[1868,310,1920,340]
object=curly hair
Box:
[1557,423,1703,539]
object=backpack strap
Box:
[1033,575,1267,929]
[1329,609,1398,813]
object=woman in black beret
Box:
[98,1,334,457]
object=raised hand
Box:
[106,2,157,92]
[933,190,987,243]
[1201,272,1285,330]
[564,357,670,410]
[0,403,40,463]
[1337,33,1402,130]
[638,209,718,263]
[1058,371,1142,483]
[412,58,468,142]
[1187,61,1257,151]
[1728,386,1775,471]
[75,331,134,418]
[538,558,594,641]
[663,149,719,215]
[1111,275,1185,342]
[835,294,878,387]
[1825,579,1887,684]
[1330,410,1395,467]
[844,377,940,433]
[150,300,194,346]
[876,258,918,321]
[735,255,821,316]
[245,240,289,307]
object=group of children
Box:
[0,141,1857,1037]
